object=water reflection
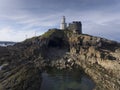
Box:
[0,66,2,70]
[40,69,95,90]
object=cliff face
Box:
[0,29,120,90]
[68,34,120,90]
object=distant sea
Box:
[0,41,16,47]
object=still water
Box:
[0,66,2,70]
[40,69,95,90]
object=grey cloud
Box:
[0,0,120,41]
[19,0,118,10]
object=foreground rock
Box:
[0,29,120,90]
[0,63,42,90]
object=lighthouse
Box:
[60,16,67,29]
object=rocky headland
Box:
[0,29,120,90]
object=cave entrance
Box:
[46,37,70,59]
[48,37,64,48]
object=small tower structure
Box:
[60,16,67,30]
[68,21,82,34]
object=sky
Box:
[0,0,120,42]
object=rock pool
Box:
[40,69,95,90]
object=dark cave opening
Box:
[46,37,70,59]
[48,37,64,48]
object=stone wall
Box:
[68,21,82,34]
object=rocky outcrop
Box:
[0,29,120,90]
[68,34,120,90]
[0,63,42,90]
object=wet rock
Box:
[0,63,42,90]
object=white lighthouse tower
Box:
[60,16,67,29]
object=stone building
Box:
[68,21,82,34]
[60,16,82,34]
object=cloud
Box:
[0,0,120,42]
[0,26,45,42]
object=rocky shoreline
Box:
[0,29,120,90]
